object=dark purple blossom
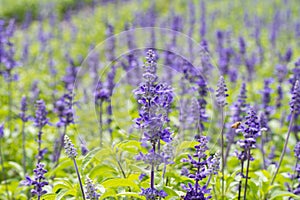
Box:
[181,136,214,199]
[0,124,4,138]
[290,80,300,115]
[236,109,260,161]
[215,76,228,107]
[21,163,48,199]
[134,50,173,199]
[260,78,273,118]
[64,135,77,159]
[85,177,100,200]
[140,188,167,200]
[34,100,49,129]
[239,36,246,55]
[20,96,29,122]
[55,93,74,127]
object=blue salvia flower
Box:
[290,80,300,115]
[236,109,261,160]
[216,76,228,107]
[288,142,300,195]
[62,57,79,92]
[140,188,167,200]
[200,0,206,39]
[34,100,49,129]
[195,76,209,134]
[55,93,74,127]
[181,136,213,200]
[34,100,49,163]
[225,83,247,162]
[85,177,100,200]
[64,135,86,199]
[0,123,4,138]
[20,96,29,122]
[21,163,49,200]
[134,50,173,199]
[275,64,288,108]
[64,135,77,159]
[260,78,273,118]
[238,36,246,55]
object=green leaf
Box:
[53,179,74,192]
[102,178,139,191]
[81,147,101,172]
[7,161,24,177]
[269,191,300,200]
[40,193,56,200]
[116,192,145,199]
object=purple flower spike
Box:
[216,76,228,107]
[290,80,300,114]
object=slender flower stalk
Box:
[94,81,109,147]
[271,80,300,185]
[235,109,260,200]
[53,92,74,165]
[134,50,173,199]
[215,76,228,199]
[64,135,86,200]
[34,100,49,164]
[0,124,10,200]
[21,163,49,200]
[181,136,219,199]
[225,82,247,165]
[85,176,100,200]
[20,96,29,173]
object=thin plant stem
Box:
[55,125,67,167]
[0,138,10,200]
[292,160,299,190]
[206,173,213,187]
[22,121,27,174]
[37,129,42,164]
[271,113,295,185]
[8,79,12,134]
[243,149,251,200]
[261,130,267,169]
[238,160,244,200]
[220,108,225,200]
[99,101,103,147]
[73,158,86,200]
[150,142,155,189]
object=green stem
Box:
[99,101,103,147]
[0,138,10,200]
[8,79,12,134]
[22,121,26,174]
[271,113,295,185]
[73,159,86,200]
[238,160,244,200]
[55,125,67,167]
[220,108,225,200]
[243,149,251,200]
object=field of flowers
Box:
[0,0,300,199]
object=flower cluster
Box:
[140,188,167,200]
[215,76,228,107]
[236,109,260,161]
[55,93,74,127]
[20,96,29,122]
[85,176,101,200]
[21,163,49,198]
[181,136,218,200]
[290,80,300,115]
[64,135,77,159]
[0,124,4,138]
[134,50,174,199]
[34,100,49,129]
